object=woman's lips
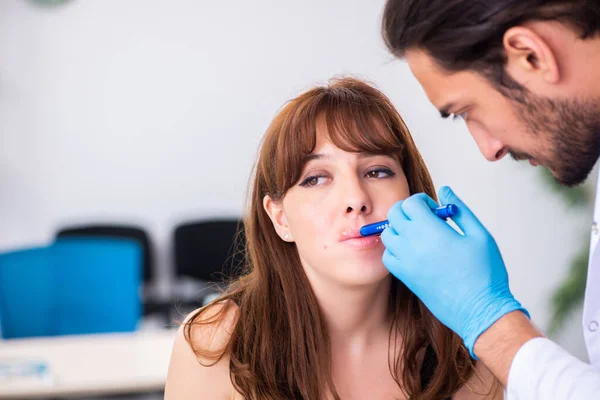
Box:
[341,235,382,248]
[340,228,363,241]
[339,228,382,248]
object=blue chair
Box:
[54,225,168,321]
[0,247,54,339]
[0,238,142,339]
[52,237,142,335]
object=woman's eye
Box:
[366,168,395,179]
[299,175,328,187]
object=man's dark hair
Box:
[382,0,600,92]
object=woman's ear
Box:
[503,25,560,85]
[263,195,294,242]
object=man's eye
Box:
[455,112,468,121]
[449,112,468,121]
[442,111,468,121]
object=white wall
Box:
[0,0,593,359]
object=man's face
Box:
[405,49,600,186]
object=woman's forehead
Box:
[313,115,392,152]
[304,141,399,167]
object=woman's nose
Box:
[346,204,368,214]
[343,180,372,216]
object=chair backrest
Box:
[56,224,153,283]
[51,237,142,335]
[0,238,142,339]
[0,247,54,339]
[173,219,245,282]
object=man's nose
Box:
[472,131,507,162]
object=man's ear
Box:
[263,195,294,242]
[503,26,560,85]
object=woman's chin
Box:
[332,260,390,287]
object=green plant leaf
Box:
[548,238,590,335]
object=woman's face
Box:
[264,124,411,287]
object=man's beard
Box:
[508,89,600,187]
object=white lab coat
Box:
[506,173,600,399]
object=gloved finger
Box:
[380,226,404,258]
[400,193,442,222]
[382,248,414,283]
[438,186,485,236]
[386,200,410,230]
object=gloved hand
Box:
[381,186,529,358]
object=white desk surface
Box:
[0,329,177,399]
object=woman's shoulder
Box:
[164,301,240,400]
[185,300,240,355]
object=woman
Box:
[165,77,501,399]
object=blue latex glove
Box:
[381,186,529,358]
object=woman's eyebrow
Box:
[304,153,329,162]
[303,152,394,163]
[357,152,394,160]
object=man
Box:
[379,1,600,398]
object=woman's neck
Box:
[309,274,394,351]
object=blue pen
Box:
[360,204,458,237]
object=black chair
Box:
[172,219,245,308]
[55,224,165,318]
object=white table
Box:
[0,329,177,399]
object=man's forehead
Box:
[405,49,472,111]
